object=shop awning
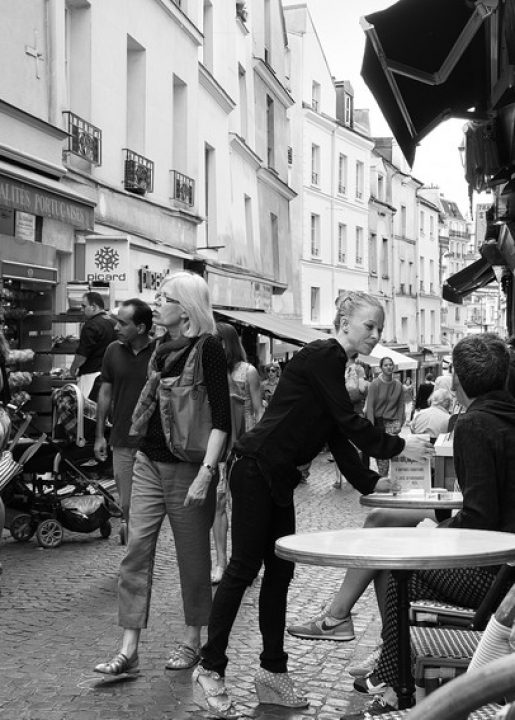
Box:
[214,308,329,346]
[359,343,417,371]
[442,257,496,304]
[361,0,493,166]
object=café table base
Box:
[393,570,415,709]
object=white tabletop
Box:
[360,491,463,511]
[275,528,515,570]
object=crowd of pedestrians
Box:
[2,275,515,720]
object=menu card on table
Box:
[390,434,431,493]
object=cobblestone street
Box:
[0,452,382,720]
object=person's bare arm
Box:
[247,365,264,423]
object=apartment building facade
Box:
[284,4,372,329]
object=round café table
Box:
[360,491,462,522]
[276,527,515,709]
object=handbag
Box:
[160,335,213,463]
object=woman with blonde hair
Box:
[192,291,433,718]
[94,271,231,676]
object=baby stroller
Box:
[1,386,122,548]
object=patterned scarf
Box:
[130,334,192,438]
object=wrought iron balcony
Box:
[123,149,154,195]
[63,111,102,165]
[170,170,195,206]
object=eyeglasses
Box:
[155,293,180,305]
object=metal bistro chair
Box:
[373,654,515,720]
[410,566,515,700]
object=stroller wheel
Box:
[10,514,36,542]
[36,519,64,548]
[100,521,112,539]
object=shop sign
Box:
[85,238,129,289]
[138,265,170,292]
[208,273,272,311]
[0,175,94,230]
[15,212,36,242]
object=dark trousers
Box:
[200,456,295,676]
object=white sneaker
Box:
[287,611,355,641]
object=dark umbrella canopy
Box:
[442,257,496,304]
[361,0,490,166]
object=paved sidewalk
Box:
[0,452,382,720]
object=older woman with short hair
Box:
[94,271,230,677]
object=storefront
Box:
[0,164,95,373]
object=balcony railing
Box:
[63,111,102,165]
[338,253,346,264]
[123,149,154,195]
[356,256,363,265]
[170,170,195,206]
[311,246,320,257]
[287,146,293,165]
[311,99,319,112]
[311,171,319,185]
[338,183,346,194]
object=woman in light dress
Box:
[210,322,263,584]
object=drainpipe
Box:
[330,124,336,314]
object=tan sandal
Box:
[94,651,139,676]
[165,641,200,670]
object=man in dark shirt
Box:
[70,291,116,401]
[94,299,153,527]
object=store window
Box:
[1,277,55,357]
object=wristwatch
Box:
[201,462,215,475]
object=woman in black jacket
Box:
[192,291,433,718]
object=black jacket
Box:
[415,381,434,410]
[449,391,515,532]
[235,339,405,505]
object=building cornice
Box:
[369,195,396,213]
[0,99,68,141]
[302,105,374,150]
[65,166,203,225]
[417,195,440,212]
[300,258,369,276]
[252,57,294,108]
[155,0,203,45]
[257,167,296,200]
[229,133,262,170]
[0,143,66,179]
[199,63,236,114]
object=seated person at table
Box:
[410,388,452,439]
[345,334,515,716]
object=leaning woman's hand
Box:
[183,467,213,506]
[400,434,435,462]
